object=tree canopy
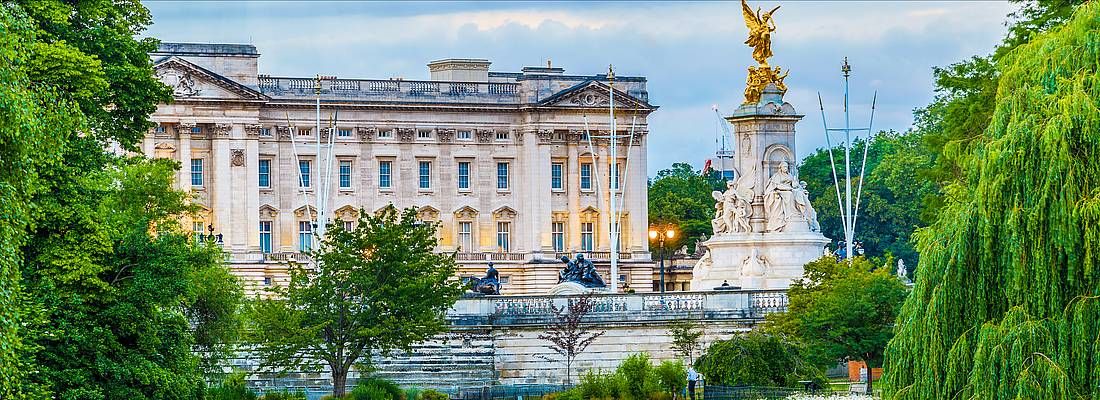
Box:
[1,1,243,398]
[799,132,937,267]
[249,206,464,398]
[766,256,908,393]
[648,163,725,252]
[695,331,821,387]
[883,3,1100,398]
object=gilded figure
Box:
[741,0,780,66]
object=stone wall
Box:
[233,290,787,393]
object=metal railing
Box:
[455,384,571,400]
[702,385,808,400]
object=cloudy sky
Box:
[144,1,1017,176]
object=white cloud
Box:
[144,1,1017,175]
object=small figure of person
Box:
[687,365,701,400]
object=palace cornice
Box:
[170,98,269,106]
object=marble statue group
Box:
[711,161,820,235]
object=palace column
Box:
[210,123,235,250]
[176,123,194,192]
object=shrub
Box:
[349,377,404,400]
[647,393,673,400]
[654,360,686,398]
[576,369,627,400]
[696,332,822,387]
[417,389,449,400]
[617,353,658,400]
[260,389,307,400]
[208,373,258,400]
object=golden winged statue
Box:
[740,0,787,104]
[742,0,780,66]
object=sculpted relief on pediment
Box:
[157,68,202,98]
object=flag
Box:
[703,159,713,174]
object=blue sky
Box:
[143,1,1016,176]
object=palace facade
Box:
[145,43,657,294]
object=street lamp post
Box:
[649,225,677,293]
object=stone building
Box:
[145,43,657,294]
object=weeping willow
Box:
[883,4,1100,400]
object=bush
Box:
[417,389,449,400]
[576,369,627,400]
[654,360,686,398]
[208,373,258,400]
[349,377,404,400]
[260,390,307,400]
[617,353,658,400]
[695,332,823,387]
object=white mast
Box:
[608,65,619,293]
[818,58,877,261]
[582,65,639,293]
[314,75,324,238]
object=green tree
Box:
[667,320,703,364]
[916,0,1083,217]
[19,158,244,399]
[249,206,464,398]
[654,360,687,399]
[766,256,908,394]
[0,5,72,396]
[798,132,936,266]
[648,163,724,252]
[694,331,819,387]
[2,0,243,398]
[883,4,1100,399]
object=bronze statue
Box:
[465,262,501,295]
[557,253,606,288]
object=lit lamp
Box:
[649,225,677,293]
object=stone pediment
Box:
[333,205,358,221]
[454,206,479,219]
[537,81,653,110]
[417,206,441,221]
[152,57,267,101]
[492,206,517,220]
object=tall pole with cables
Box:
[818,58,877,261]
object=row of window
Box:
[247,220,619,254]
[191,158,621,191]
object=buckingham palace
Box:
[144,42,658,294]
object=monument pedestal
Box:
[690,232,828,291]
[547,282,608,295]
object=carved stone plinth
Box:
[690,232,828,291]
[547,282,607,296]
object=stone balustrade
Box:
[257,76,521,103]
[260,252,313,264]
[448,289,787,326]
[551,251,633,261]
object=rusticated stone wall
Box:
[232,290,787,393]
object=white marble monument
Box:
[691,1,829,290]
[690,84,830,291]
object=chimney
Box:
[427,59,491,82]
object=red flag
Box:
[703,159,713,174]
